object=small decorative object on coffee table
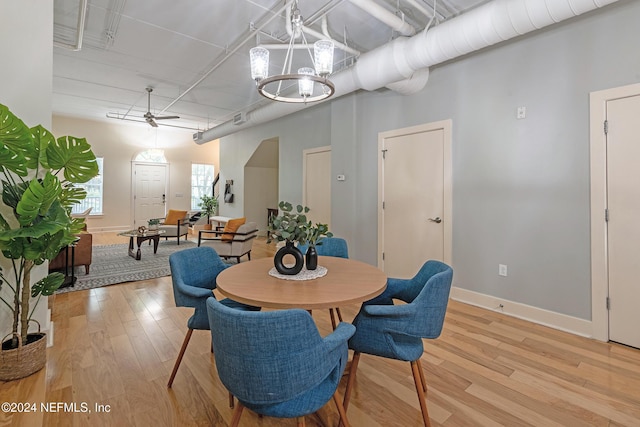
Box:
[267,201,309,275]
[148,218,160,231]
[118,229,166,260]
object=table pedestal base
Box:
[127,234,160,260]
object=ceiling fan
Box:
[143,87,179,127]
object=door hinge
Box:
[605,209,609,222]
[382,252,385,261]
[382,201,385,209]
[606,296,610,310]
[604,120,608,135]
[381,149,387,159]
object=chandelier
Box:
[249,2,335,103]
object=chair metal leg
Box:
[343,351,360,412]
[297,417,306,427]
[329,308,337,330]
[416,358,427,392]
[230,401,244,427]
[333,390,351,427]
[336,307,343,322]
[411,360,432,427]
[228,392,234,408]
[167,328,193,387]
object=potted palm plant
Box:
[0,103,98,381]
[198,194,218,230]
[267,201,309,275]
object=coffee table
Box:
[216,256,387,310]
[118,229,166,260]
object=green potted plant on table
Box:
[303,222,333,270]
[198,194,218,230]
[147,218,160,231]
[0,103,98,381]
[267,201,309,275]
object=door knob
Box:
[428,217,442,223]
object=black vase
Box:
[305,246,318,270]
[274,241,304,275]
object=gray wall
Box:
[220,0,640,321]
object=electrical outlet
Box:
[499,264,508,276]
[517,106,526,119]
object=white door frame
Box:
[377,120,453,269]
[131,161,169,227]
[589,82,640,342]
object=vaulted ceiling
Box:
[53,0,488,133]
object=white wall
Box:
[244,167,279,233]
[52,116,219,231]
[220,105,331,219]
[218,1,640,327]
[0,0,54,338]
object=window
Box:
[191,163,215,210]
[72,157,103,214]
[134,149,167,163]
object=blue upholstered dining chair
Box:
[343,260,453,427]
[298,237,349,328]
[206,296,355,427]
[167,246,259,388]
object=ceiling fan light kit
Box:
[249,1,335,104]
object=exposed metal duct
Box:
[194,0,620,144]
[348,0,417,36]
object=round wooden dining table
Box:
[216,256,387,310]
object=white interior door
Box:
[303,146,331,228]
[133,163,168,228]
[379,121,452,279]
[606,95,640,349]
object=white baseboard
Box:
[450,287,593,338]
[88,226,131,233]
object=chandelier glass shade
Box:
[249,5,335,103]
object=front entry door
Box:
[606,95,640,349]
[378,121,452,279]
[133,163,168,228]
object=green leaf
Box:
[0,144,28,176]
[16,173,62,226]
[59,184,87,209]
[0,103,35,175]
[47,136,98,183]
[31,272,65,298]
[2,180,28,210]
[31,125,56,169]
[0,201,70,242]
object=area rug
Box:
[55,239,197,293]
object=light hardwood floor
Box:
[1,234,639,426]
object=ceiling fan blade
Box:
[154,115,180,120]
[146,117,158,127]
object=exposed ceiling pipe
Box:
[195,0,620,144]
[404,0,436,20]
[53,0,87,51]
[301,25,361,56]
[272,4,361,57]
[385,68,430,95]
[159,0,295,115]
[349,0,417,36]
